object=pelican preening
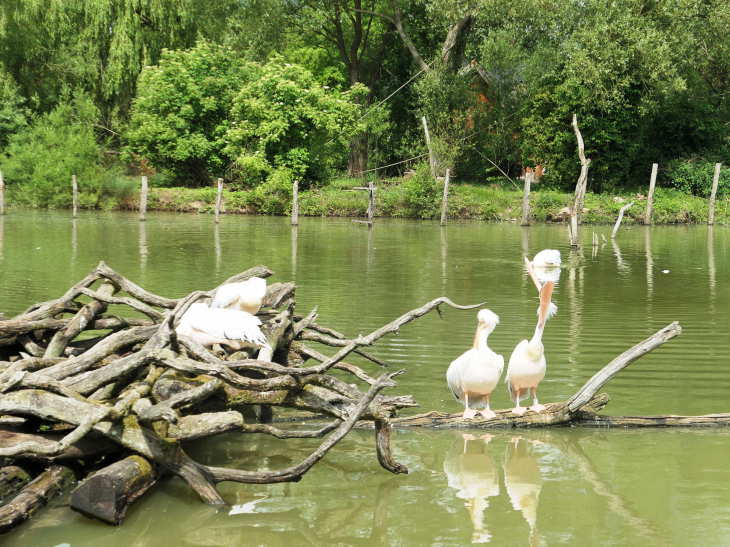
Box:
[446,250,559,419]
[176,302,270,351]
[505,258,557,415]
[446,310,504,420]
[211,277,267,315]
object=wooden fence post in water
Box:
[292,179,299,226]
[139,176,148,222]
[645,163,658,225]
[440,168,450,227]
[611,201,635,239]
[571,114,591,232]
[0,169,5,216]
[422,116,437,177]
[592,232,598,246]
[72,175,78,219]
[520,171,532,226]
[214,178,223,224]
[708,163,721,226]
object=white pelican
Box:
[176,303,270,351]
[504,437,543,547]
[446,310,504,420]
[505,259,557,415]
[530,249,561,285]
[444,433,499,543]
[211,277,267,315]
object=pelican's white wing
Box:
[532,249,561,267]
[447,349,474,403]
[211,283,242,309]
[186,306,270,349]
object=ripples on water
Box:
[0,211,729,545]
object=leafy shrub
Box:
[0,70,29,149]
[0,94,113,207]
[403,163,441,218]
[665,158,730,197]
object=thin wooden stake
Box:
[592,232,598,246]
[72,175,78,219]
[422,116,437,176]
[214,178,223,224]
[440,168,450,226]
[611,201,635,239]
[0,169,5,216]
[292,180,299,226]
[367,181,374,225]
[645,163,658,225]
[139,176,148,222]
[708,163,721,226]
[520,171,531,226]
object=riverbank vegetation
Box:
[1,0,729,216]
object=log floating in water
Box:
[0,465,31,500]
[70,455,158,525]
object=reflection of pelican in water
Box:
[444,433,499,543]
[504,437,543,547]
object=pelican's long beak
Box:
[537,281,555,329]
[473,321,486,349]
[525,257,542,292]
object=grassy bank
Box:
[5,177,728,225]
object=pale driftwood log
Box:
[214,178,223,224]
[708,162,721,225]
[139,176,148,221]
[0,465,75,534]
[520,171,531,226]
[440,168,450,226]
[611,201,634,239]
[645,163,658,224]
[72,175,78,219]
[571,113,591,232]
[292,179,299,226]
[70,455,158,525]
[0,169,5,216]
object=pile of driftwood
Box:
[0,262,485,533]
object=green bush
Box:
[403,163,441,218]
[0,70,29,149]
[665,158,730,197]
[0,94,113,207]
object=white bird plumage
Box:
[211,277,267,315]
[446,309,504,420]
[505,257,557,415]
[176,302,270,351]
[531,249,561,285]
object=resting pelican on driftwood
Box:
[505,258,557,415]
[447,310,504,420]
[211,277,267,315]
[176,303,270,351]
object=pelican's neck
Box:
[528,323,545,357]
[473,323,492,351]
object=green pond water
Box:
[0,211,729,546]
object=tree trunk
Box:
[348,133,369,177]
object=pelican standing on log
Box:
[447,310,504,420]
[505,258,557,415]
[176,303,270,351]
[211,277,267,315]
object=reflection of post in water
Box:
[645,228,653,303]
[441,226,447,294]
[504,437,542,547]
[292,225,298,281]
[612,239,630,276]
[708,226,715,307]
[0,215,4,260]
[521,227,529,291]
[214,222,221,275]
[367,222,374,269]
[139,219,148,282]
[444,433,499,543]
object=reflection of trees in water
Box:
[443,433,499,543]
[139,219,147,283]
[504,436,543,547]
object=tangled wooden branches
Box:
[0,262,483,531]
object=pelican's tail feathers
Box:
[467,393,488,409]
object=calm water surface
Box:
[1,211,729,546]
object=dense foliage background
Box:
[1,0,729,205]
